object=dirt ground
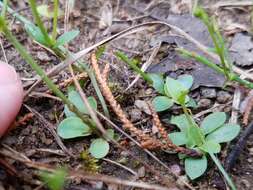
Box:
[1,0,253,189]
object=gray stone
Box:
[217,91,232,103]
[200,87,217,98]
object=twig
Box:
[24,104,73,157]
[0,36,8,63]
[230,86,242,124]
[68,65,107,136]
[125,43,161,91]
[0,147,172,190]
[225,120,253,171]
[242,95,253,126]
[102,158,138,176]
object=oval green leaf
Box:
[201,112,226,135]
[57,117,91,139]
[200,140,221,153]
[206,123,240,143]
[168,132,187,146]
[64,90,97,117]
[177,74,194,90]
[170,114,189,132]
[89,138,110,159]
[152,96,174,112]
[185,155,207,180]
[25,24,47,45]
[148,73,165,94]
[165,76,188,104]
[55,30,80,47]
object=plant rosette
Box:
[169,111,240,179]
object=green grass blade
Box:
[209,153,237,190]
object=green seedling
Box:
[0,1,110,118]
[178,6,253,89]
[166,76,239,190]
[115,51,197,112]
[40,167,67,190]
[57,89,118,159]
[0,2,112,159]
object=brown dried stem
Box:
[91,53,162,149]
[91,53,201,157]
[148,102,202,157]
[243,95,253,126]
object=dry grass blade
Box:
[0,147,172,190]
[24,104,73,157]
[68,65,107,136]
[125,43,161,91]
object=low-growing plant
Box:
[116,47,239,190]
[178,6,253,89]
[40,167,67,190]
[57,88,119,159]
[0,1,113,159]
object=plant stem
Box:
[115,51,153,84]
[209,153,237,190]
[28,0,53,46]
[52,0,59,41]
[0,0,8,18]
[0,17,94,128]
[178,48,253,89]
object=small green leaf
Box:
[64,90,97,117]
[55,30,80,47]
[37,4,63,18]
[89,138,110,159]
[186,123,205,147]
[170,114,190,132]
[185,155,207,180]
[57,117,91,139]
[148,73,165,94]
[25,24,47,45]
[152,96,174,112]
[201,112,226,135]
[206,123,240,143]
[177,74,194,90]
[105,129,114,140]
[96,45,106,59]
[40,167,67,190]
[165,76,188,104]
[200,140,221,153]
[168,132,187,146]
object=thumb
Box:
[0,64,23,138]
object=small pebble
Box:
[120,151,129,157]
[248,147,253,155]
[92,181,104,189]
[198,98,212,109]
[240,179,251,189]
[247,158,253,163]
[200,88,217,99]
[137,166,146,178]
[217,90,232,103]
[37,51,51,62]
[145,88,153,95]
[129,108,142,122]
[134,100,151,115]
[170,164,182,175]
